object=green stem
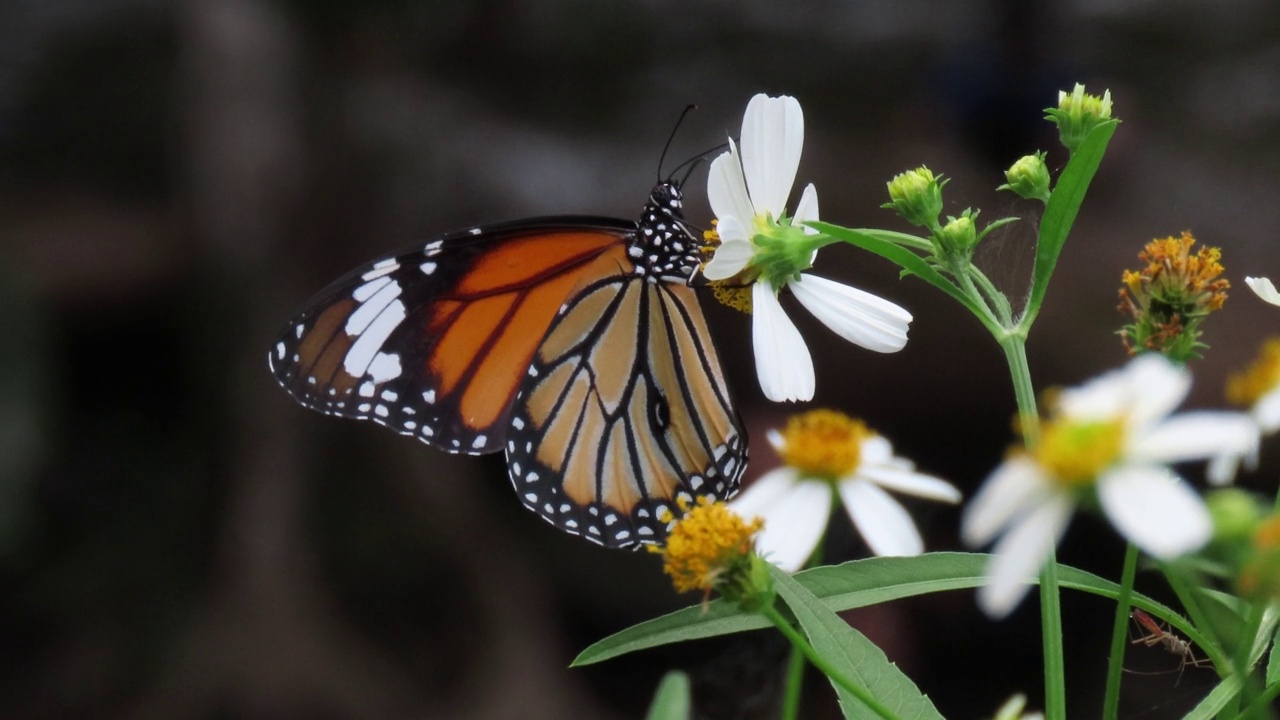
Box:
[780,645,805,720]
[969,266,1014,326]
[1101,543,1141,720]
[760,605,902,720]
[1039,549,1067,720]
[1235,675,1280,719]
[999,337,1040,447]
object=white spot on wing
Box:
[343,300,407,376]
[473,435,487,449]
[360,260,399,282]
[358,381,376,397]
[423,389,436,404]
[367,352,402,383]
[352,275,392,303]
[345,280,402,335]
[420,261,437,275]
[275,341,286,359]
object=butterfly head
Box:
[632,180,701,284]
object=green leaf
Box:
[1182,674,1242,720]
[809,224,990,324]
[645,671,692,720]
[1022,120,1118,326]
[1268,622,1280,686]
[771,564,943,720]
[573,553,1189,666]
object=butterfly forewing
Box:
[268,220,635,455]
[505,275,747,548]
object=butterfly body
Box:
[269,182,747,547]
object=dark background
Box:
[3,1,1279,718]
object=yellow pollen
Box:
[1033,416,1126,488]
[1254,515,1280,549]
[777,409,872,479]
[1227,338,1280,407]
[657,498,762,594]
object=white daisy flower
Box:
[730,409,960,572]
[703,93,913,403]
[961,354,1258,618]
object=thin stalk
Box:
[1000,337,1040,447]
[1101,543,1141,720]
[760,605,902,720]
[780,645,805,720]
[969,266,1014,326]
[1039,550,1067,720]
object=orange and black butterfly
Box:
[267,180,747,548]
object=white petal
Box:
[790,274,912,353]
[707,143,755,231]
[728,467,799,520]
[858,434,893,465]
[961,456,1049,547]
[978,496,1074,619]
[857,465,962,503]
[793,183,820,234]
[1246,276,1280,306]
[1097,465,1211,559]
[712,214,749,244]
[740,94,804,218]
[1123,355,1191,430]
[752,281,814,402]
[1129,411,1260,464]
[702,239,754,281]
[1253,386,1280,433]
[839,480,923,556]
[751,481,833,572]
[1207,450,1243,487]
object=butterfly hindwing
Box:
[268,219,636,455]
[505,275,747,548]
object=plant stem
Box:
[760,605,902,720]
[780,645,805,720]
[1039,550,1067,720]
[1000,337,1040,447]
[1101,543,1141,720]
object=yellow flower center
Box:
[1033,416,1126,488]
[655,498,762,594]
[1227,338,1280,407]
[777,409,872,479]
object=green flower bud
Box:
[883,166,945,229]
[1207,488,1263,544]
[998,152,1051,202]
[938,213,977,254]
[1045,83,1114,154]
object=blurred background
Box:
[3,0,1280,718]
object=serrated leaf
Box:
[645,671,691,720]
[771,564,943,720]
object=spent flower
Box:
[961,355,1257,618]
[730,409,960,572]
[1118,231,1228,361]
[703,94,912,402]
[655,498,774,610]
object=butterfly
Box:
[267,179,747,548]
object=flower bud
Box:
[998,152,1051,202]
[1045,83,1114,154]
[883,166,945,229]
[938,213,978,255]
[1207,488,1263,544]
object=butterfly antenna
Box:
[666,141,730,185]
[658,104,698,181]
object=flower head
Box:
[1045,83,1114,153]
[656,498,773,609]
[703,94,913,402]
[1238,513,1280,602]
[883,166,945,229]
[998,152,1051,203]
[961,355,1257,618]
[1208,338,1280,483]
[1118,231,1229,361]
[731,409,960,572]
